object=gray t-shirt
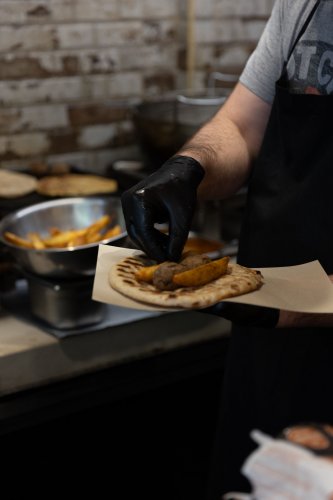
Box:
[240,0,333,103]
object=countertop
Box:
[0,306,231,397]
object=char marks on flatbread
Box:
[109,255,263,309]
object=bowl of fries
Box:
[0,196,127,278]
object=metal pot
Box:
[132,91,226,167]
[132,73,238,167]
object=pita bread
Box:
[0,169,37,198]
[109,255,264,309]
[36,174,117,197]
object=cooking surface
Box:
[0,305,230,398]
[1,278,162,338]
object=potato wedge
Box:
[85,215,111,237]
[172,256,230,287]
[43,228,87,248]
[67,234,87,247]
[4,231,34,249]
[85,230,104,244]
[102,225,122,240]
[3,214,121,250]
[135,264,160,283]
[27,232,46,249]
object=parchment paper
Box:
[92,244,333,314]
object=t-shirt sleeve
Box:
[240,0,285,104]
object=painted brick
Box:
[7,132,50,157]
[0,104,68,133]
[95,22,143,47]
[72,0,119,21]
[117,0,143,19]
[56,24,95,49]
[48,130,78,154]
[142,0,177,18]
[0,46,178,80]
[143,20,177,44]
[0,78,83,106]
[78,124,118,149]
[68,103,129,127]
[26,1,74,22]
[143,72,176,95]
[0,1,75,24]
[196,44,250,71]
[214,0,275,17]
[195,0,216,18]
[79,49,119,73]
[78,122,134,150]
[105,73,143,98]
[0,50,120,80]
[0,26,59,53]
[0,0,275,166]
[118,45,177,71]
[196,18,267,44]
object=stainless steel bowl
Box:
[0,196,127,279]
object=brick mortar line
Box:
[0,97,142,109]
[0,15,269,28]
[0,17,179,27]
[0,43,180,56]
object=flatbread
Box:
[0,169,37,198]
[109,255,264,309]
[36,174,117,197]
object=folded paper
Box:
[93,244,333,314]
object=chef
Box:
[121,0,333,496]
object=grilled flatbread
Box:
[109,255,263,309]
[0,169,37,198]
[36,174,117,197]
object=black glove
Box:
[203,302,279,328]
[121,155,205,262]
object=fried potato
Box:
[49,226,61,236]
[3,215,122,249]
[43,228,87,248]
[172,256,230,287]
[102,225,122,240]
[27,232,46,249]
[135,264,160,283]
[85,215,111,236]
[67,234,87,247]
[84,230,104,244]
[4,231,34,249]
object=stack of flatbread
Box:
[36,174,118,197]
[0,170,38,198]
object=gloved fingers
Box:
[122,190,170,261]
[167,226,189,262]
[202,301,280,328]
[128,223,169,262]
[167,200,196,261]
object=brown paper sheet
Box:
[92,244,333,314]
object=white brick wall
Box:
[0,0,274,171]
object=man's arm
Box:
[178,82,272,200]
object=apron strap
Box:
[285,0,321,65]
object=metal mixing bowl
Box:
[0,196,127,279]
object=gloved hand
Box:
[121,155,205,262]
[203,301,280,328]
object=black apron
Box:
[206,1,333,496]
